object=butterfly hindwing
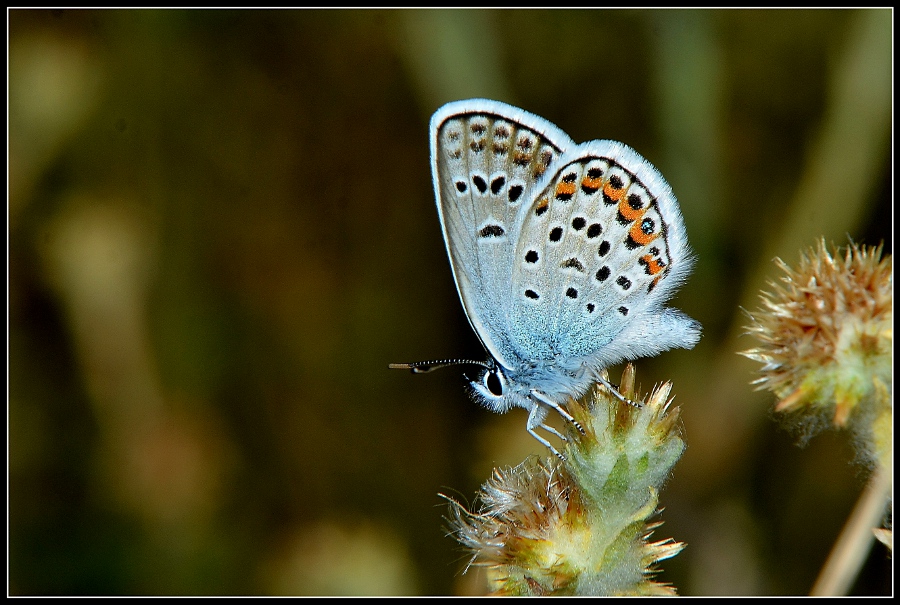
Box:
[509,141,698,368]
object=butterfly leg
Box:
[539,423,568,442]
[526,404,565,460]
[530,390,586,435]
[596,376,641,408]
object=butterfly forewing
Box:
[430,100,574,367]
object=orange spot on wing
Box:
[582,175,603,190]
[630,221,659,246]
[603,181,626,201]
[641,254,666,275]
[555,181,576,197]
[618,199,645,222]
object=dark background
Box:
[9,8,892,595]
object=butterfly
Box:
[392,99,700,457]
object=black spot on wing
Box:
[479,224,505,238]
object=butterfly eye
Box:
[485,370,504,396]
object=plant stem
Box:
[810,468,891,595]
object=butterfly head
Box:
[390,356,529,413]
[465,359,533,414]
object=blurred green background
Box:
[9,8,891,596]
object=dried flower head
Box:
[742,240,892,469]
[444,365,685,596]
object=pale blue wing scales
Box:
[508,141,700,372]
[430,99,574,369]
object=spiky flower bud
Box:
[445,365,685,596]
[742,240,892,471]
